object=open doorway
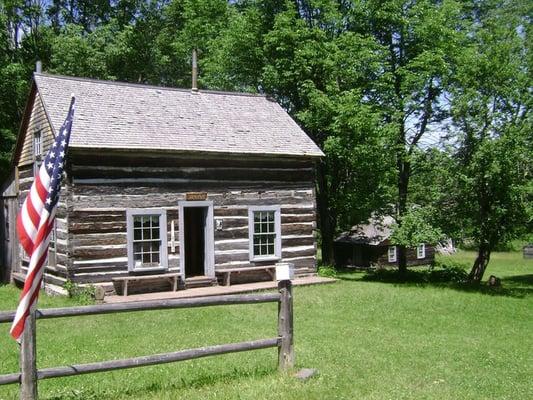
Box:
[179,201,214,282]
[183,207,206,277]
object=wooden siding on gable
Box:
[18,93,54,166]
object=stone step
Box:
[185,275,218,289]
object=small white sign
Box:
[276,262,294,281]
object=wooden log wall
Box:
[64,152,318,286]
[375,245,436,266]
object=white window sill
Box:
[130,266,168,273]
[250,256,281,263]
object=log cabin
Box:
[334,215,435,268]
[1,73,324,295]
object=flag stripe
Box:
[16,212,34,255]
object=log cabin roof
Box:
[335,215,395,246]
[33,73,324,158]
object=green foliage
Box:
[390,206,444,248]
[440,0,533,279]
[0,0,529,280]
[63,279,95,304]
[362,264,468,285]
[317,265,337,278]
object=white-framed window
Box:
[417,243,426,259]
[388,246,397,263]
[126,209,168,271]
[248,205,281,261]
[33,131,42,159]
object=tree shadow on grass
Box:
[504,274,533,286]
[337,268,533,298]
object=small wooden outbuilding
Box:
[1,73,324,294]
[334,215,435,268]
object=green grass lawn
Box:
[0,251,531,400]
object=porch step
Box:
[185,275,218,289]
[12,272,26,284]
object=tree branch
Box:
[408,81,437,154]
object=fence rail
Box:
[0,292,282,322]
[0,280,294,400]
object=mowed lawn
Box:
[0,251,531,400]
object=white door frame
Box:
[178,201,214,281]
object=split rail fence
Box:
[0,280,294,400]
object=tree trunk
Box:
[397,245,407,277]
[468,245,491,283]
[396,157,410,276]
[316,161,334,265]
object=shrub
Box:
[64,280,96,304]
[318,265,337,278]
[362,261,469,284]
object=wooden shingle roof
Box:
[34,73,324,158]
[336,215,395,246]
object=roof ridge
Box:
[34,72,267,98]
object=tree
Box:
[446,0,532,282]
[347,0,465,274]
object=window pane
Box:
[133,243,142,253]
[143,252,150,264]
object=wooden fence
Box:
[0,280,294,400]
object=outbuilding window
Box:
[33,131,42,159]
[248,206,281,261]
[127,209,168,271]
[388,246,397,263]
[417,243,426,259]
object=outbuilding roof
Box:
[335,215,396,246]
[33,73,323,158]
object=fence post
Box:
[20,308,38,400]
[278,279,294,371]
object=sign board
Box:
[276,262,294,281]
[186,192,207,201]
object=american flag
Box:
[10,97,75,341]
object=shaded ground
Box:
[337,250,533,298]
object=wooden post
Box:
[20,309,38,400]
[278,279,294,371]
